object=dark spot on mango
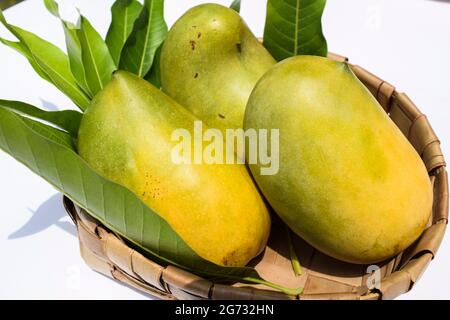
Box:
[194,73,199,79]
[190,40,196,50]
[221,249,240,266]
[218,113,226,119]
[197,32,202,39]
[236,43,242,53]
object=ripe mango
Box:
[77,71,271,267]
[160,4,276,132]
[244,56,432,264]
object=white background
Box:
[0,0,449,299]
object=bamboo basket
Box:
[63,53,448,300]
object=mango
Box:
[77,71,271,267]
[244,56,432,264]
[160,3,276,132]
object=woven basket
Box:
[63,53,448,300]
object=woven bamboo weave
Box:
[64,53,448,300]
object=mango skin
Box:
[160,3,276,132]
[244,56,432,264]
[77,71,271,267]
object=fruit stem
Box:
[286,225,303,277]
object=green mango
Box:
[160,3,276,132]
[77,71,271,267]
[244,56,432,264]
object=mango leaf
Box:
[0,37,51,82]
[119,0,168,77]
[106,0,143,65]
[230,0,241,12]
[43,0,92,98]
[43,0,58,15]
[20,117,75,149]
[263,0,328,60]
[144,42,162,88]
[0,101,302,295]
[0,99,82,137]
[76,16,117,95]
[43,0,116,96]
[0,10,91,110]
[64,26,94,98]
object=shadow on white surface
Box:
[39,98,61,111]
[8,193,76,239]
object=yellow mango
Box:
[78,71,270,267]
[244,56,432,264]
[160,3,276,132]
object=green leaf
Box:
[43,0,59,16]
[0,10,91,110]
[45,0,117,97]
[0,99,82,137]
[144,41,162,88]
[0,37,51,82]
[230,0,241,12]
[0,101,302,296]
[20,117,75,149]
[64,26,93,97]
[76,16,117,95]
[286,226,303,276]
[263,0,328,60]
[44,0,92,98]
[106,0,143,65]
[44,0,117,96]
[119,0,168,78]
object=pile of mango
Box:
[78,4,432,267]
